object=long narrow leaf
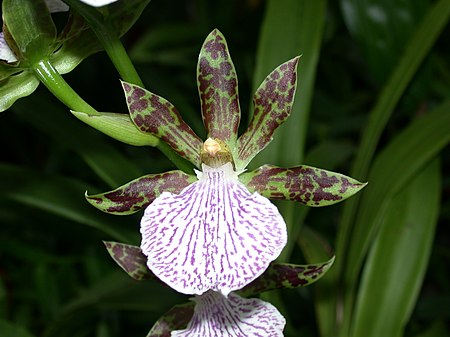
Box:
[351,159,441,337]
[336,0,450,267]
[339,100,450,336]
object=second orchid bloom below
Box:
[86,29,366,336]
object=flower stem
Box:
[33,59,99,115]
[97,28,144,87]
[64,0,143,86]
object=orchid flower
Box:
[103,241,335,337]
[87,29,366,298]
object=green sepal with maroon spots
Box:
[238,256,335,297]
[236,57,300,171]
[122,81,203,168]
[197,29,240,152]
[104,241,157,281]
[239,164,367,207]
[86,170,197,215]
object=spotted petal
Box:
[240,164,367,207]
[86,170,197,215]
[239,256,335,297]
[172,291,285,337]
[197,29,240,151]
[236,57,299,171]
[123,81,203,168]
[140,162,287,296]
[104,241,156,281]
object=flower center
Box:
[200,138,233,168]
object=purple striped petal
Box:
[172,291,285,337]
[140,162,287,296]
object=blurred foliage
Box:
[1,0,449,336]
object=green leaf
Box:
[2,0,57,63]
[0,164,137,243]
[236,57,300,171]
[71,111,160,147]
[339,100,450,336]
[103,241,156,281]
[351,159,440,337]
[347,0,450,183]
[240,164,366,207]
[123,81,203,168]
[0,71,39,112]
[238,256,335,297]
[147,302,194,337]
[197,29,240,151]
[86,171,196,215]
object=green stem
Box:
[33,59,98,115]
[97,27,144,87]
[65,0,143,86]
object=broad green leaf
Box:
[86,171,196,215]
[339,100,450,336]
[2,0,56,63]
[71,111,159,147]
[0,71,39,112]
[240,164,366,206]
[123,81,203,167]
[239,256,335,297]
[0,164,137,243]
[147,302,194,337]
[104,241,156,281]
[236,57,300,171]
[197,29,240,150]
[352,159,440,337]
